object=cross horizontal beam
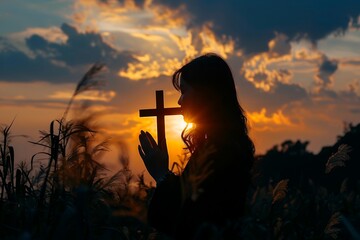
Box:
[139,107,182,117]
[139,90,182,147]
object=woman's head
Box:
[173,53,254,154]
[173,53,238,125]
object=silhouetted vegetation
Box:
[244,123,360,239]
[1,64,359,239]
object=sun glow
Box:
[165,115,193,172]
[167,115,193,135]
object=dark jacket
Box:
[148,140,253,239]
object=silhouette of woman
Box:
[138,53,255,239]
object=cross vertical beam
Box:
[139,90,182,148]
[156,90,165,146]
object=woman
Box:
[138,53,255,239]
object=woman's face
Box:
[178,78,198,123]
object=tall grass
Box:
[0,64,154,239]
[0,119,15,202]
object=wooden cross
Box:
[139,90,182,148]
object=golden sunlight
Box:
[167,115,193,135]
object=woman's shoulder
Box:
[212,137,252,159]
[194,139,252,172]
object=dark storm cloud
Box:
[0,41,73,83]
[151,0,360,53]
[315,89,338,99]
[0,24,136,83]
[101,0,146,8]
[341,59,360,66]
[315,57,338,88]
[236,74,309,113]
[26,23,134,69]
[350,108,360,114]
[0,97,68,109]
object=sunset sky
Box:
[1,0,360,181]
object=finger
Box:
[138,145,146,161]
[139,131,152,153]
[146,131,158,148]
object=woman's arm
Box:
[147,172,182,236]
[138,130,183,235]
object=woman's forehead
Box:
[180,77,191,89]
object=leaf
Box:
[272,179,289,204]
[325,144,352,174]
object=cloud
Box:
[347,80,360,94]
[9,26,68,44]
[0,41,73,83]
[26,23,134,68]
[240,35,295,92]
[49,90,116,102]
[149,0,360,53]
[0,23,136,83]
[314,56,338,89]
[71,0,239,81]
[119,56,182,80]
[243,64,293,92]
[248,108,294,131]
[237,75,309,113]
[268,33,291,57]
[168,31,198,59]
[65,0,353,141]
[340,58,360,66]
[2,0,360,160]
[350,108,360,114]
[197,23,235,58]
[0,80,117,112]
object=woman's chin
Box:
[183,115,190,123]
[183,115,195,124]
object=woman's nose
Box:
[178,95,183,106]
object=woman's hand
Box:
[138,130,169,183]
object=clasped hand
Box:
[138,130,169,183]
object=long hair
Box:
[172,53,255,159]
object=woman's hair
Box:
[172,53,255,158]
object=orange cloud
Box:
[168,31,198,60]
[150,1,188,28]
[119,61,161,80]
[49,90,116,102]
[118,54,182,80]
[243,53,293,91]
[199,24,235,59]
[130,32,165,42]
[73,0,186,33]
[248,108,294,130]
[72,0,239,78]
[10,27,68,43]
[242,36,325,92]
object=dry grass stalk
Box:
[63,63,105,120]
[325,144,352,174]
[272,179,289,204]
[324,212,342,239]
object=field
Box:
[1,65,359,240]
